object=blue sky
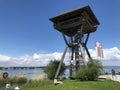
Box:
[0,0,120,66]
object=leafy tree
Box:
[44,60,65,79]
[75,59,103,81]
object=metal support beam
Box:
[84,44,92,59]
[70,46,74,77]
[62,33,69,46]
[84,33,92,59]
[85,33,90,45]
[79,43,87,65]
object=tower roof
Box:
[50,6,100,36]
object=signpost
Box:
[3,72,8,79]
[3,72,9,90]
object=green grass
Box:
[21,79,120,90]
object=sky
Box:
[0,0,120,66]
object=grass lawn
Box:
[21,79,120,90]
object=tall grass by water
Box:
[0,73,27,87]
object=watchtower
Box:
[50,6,100,79]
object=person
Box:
[111,69,116,80]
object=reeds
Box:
[0,73,27,87]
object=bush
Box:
[75,59,103,81]
[44,60,65,79]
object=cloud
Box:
[0,47,120,66]
[0,52,64,67]
[104,47,120,60]
[0,55,11,62]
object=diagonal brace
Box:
[54,45,68,79]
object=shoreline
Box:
[1,73,120,82]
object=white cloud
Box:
[33,53,40,59]
[0,47,120,66]
[0,55,11,62]
[103,47,120,60]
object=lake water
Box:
[0,68,44,80]
[0,66,120,80]
[103,66,120,74]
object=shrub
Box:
[75,59,103,81]
[44,60,65,79]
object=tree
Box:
[75,59,103,81]
[44,60,65,79]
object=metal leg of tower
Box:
[84,45,92,59]
[79,43,87,65]
[62,33,69,46]
[75,46,80,73]
[85,33,90,45]
[69,48,74,78]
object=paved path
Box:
[98,75,120,82]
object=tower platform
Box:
[50,6,100,36]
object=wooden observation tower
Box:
[50,6,100,80]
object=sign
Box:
[3,72,8,79]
